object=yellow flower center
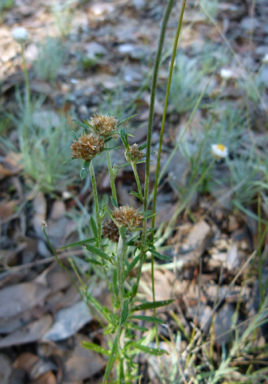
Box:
[216,144,226,151]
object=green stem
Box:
[131,162,143,199]
[117,235,128,308]
[89,161,109,286]
[106,147,118,204]
[20,43,30,110]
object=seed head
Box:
[102,220,119,243]
[125,144,145,163]
[113,206,143,228]
[71,133,104,161]
[89,114,118,137]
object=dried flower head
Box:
[113,206,143,228]
[102,220,119,243]
[71,133,104,161]
[125,144,145,163]
[89,114,118,137]
[12,27,28,43]
[211,144,228,159]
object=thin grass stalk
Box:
[149,0,187,348]
[106,148,118,204]
[134,0,175,303]
[152,0,187,231]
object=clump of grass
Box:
[2,92,79,193]
[170,54,207,113]
[0,0,13,11]
[33,36,66,82]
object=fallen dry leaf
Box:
[31,371,57,384]
[0,315,53,348]
[0,282,50,320]
[63,334,106,382]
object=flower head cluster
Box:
[12,27,28,43]
[71,133,104,161]
[89,114,118,137]
[211,144,228,159]
[112,205,143,229]
[102,220,119,243]
[125,144,145,163]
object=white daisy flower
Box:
[262,53,268,64]
[12,27,28,43]
[220,68,234,80]
[211,144,228,159]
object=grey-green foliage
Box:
[33,37,66,82]
[2,93,79,192]
[170,54,206,113]
[201,42,231,74]
[200,0,219,19]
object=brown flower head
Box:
[89,114,118,137]
[102,220,119,243]
[125,143,145,163]
[112,205,143,229]
[71,133,104,161]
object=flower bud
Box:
[12,27,28,43]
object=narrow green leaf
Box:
[58,237,95,250]
[73,119,90,130]
[125,254,140,278]
[138,142,147,150]
[121,300,129,324]
[120,128,129,149]
[129,342,169,356]
[130,191,143,202]
[133,299,174,311]
[80,161,90,180]
[90,216,98,239]
[103,335,119,383]
[63,157,75,164]
[130,315,165,324]
[71,131,79,140]
[85,257,102,266]
[103,146,122,151]
[82,119,96,130]
[86,294,113,323]
[110,196,118,208]
[143,210,153,217]
[118,114,138,127]
[130,324,149,332]
[149,248,172,261]
[82,341,110,356]
[85,244,111,262]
